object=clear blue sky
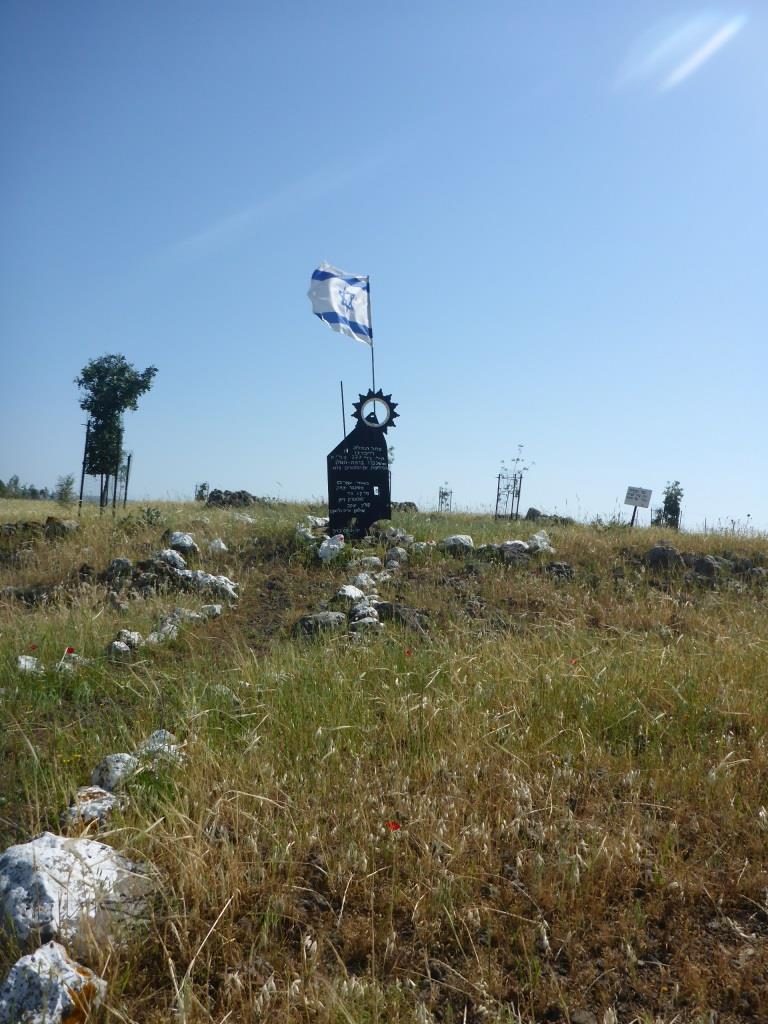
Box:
[2,2,765,529]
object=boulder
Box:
[115,630,144,650]
[440,535,474,553]
[353,556,383,570]
[545,561,575,580]
[0,832,153,950]
[91,754,138,792]
[318,535,345,563]
[386,546,409,564]
[528,530,554,554]
[208,538,228,554]
[108,640,132,662]
[645,544,683,570]
[136,730,183,764]
[155,548,187,570]
[105,557,133,582]
[62,786,125,828]
[0,940,106,1024]
[351,573,378,593]
[349,617,384,634]
[43,517,79,540]
[201,603,223,618]
[333,585,366,606]
[166,532,200,556]
[294,611,347,636]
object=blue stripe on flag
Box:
[314,310,373,340]
[312,269,369,288]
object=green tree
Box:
[54,474,76,505]
[75,355,157,508]
[653,480,684,529]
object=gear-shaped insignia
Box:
[352,389,399,434]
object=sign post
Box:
[624,486,652,527]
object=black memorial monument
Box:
[327,388,399,537]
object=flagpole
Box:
[367,280,375,394]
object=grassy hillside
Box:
[1,499,767,1023]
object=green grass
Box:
[1,498,768,1022]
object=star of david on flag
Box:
[308,262,373,346]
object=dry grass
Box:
[1,499,768,1022]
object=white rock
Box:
[440,535,474,552]
[295,524,316,543]
[335,584,366,605]
[168,532,199,555]
[91,753,138,791]
[353,556,383,570]
[233,512,256,524]
[0,940,106,1024]
[115,630,144,650]
[351,573,378,593]
[201,603,223,618]
[155,548,187,570]
[349,617,384,633]
[408,541,433,555]
[55,653,87,674]
[62,786,125,828]
[136,729,184,764]
[0,832,153,949]
[386,546,409,564]
[108,640,132,662]
[306,515,329,528]
[528,530,554,553]
[208,537,228,553]
[349,600,379,622]
[318,535,345,562]
[168,607,205,624]
[16,655,43,675]
[175,569,238,602]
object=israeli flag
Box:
[308,262,372,346]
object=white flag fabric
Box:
[308,262,372,346]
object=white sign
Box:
[624,486,652,508]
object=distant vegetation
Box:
[0,474,75,502]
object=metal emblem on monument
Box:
[327,389,399,537]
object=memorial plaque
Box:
[328,389,399,537]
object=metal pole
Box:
[340,381,347,438]
[123,453,132,508]
[366,280,375,394]
[78,420,90,517]
[630,505,638,527]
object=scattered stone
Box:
[334,585,366,606]
[43,517,80,540]
[0,940,106,1024]
[91,754,139,792]
[233,512,256,524]
[108,640,132,662]
[408,541,433,555]
[693,555,724,578]
[62,786,125,828]
[206,488,260,508]
[55,652,87,674]
[528,530,554,553]
[349,617,384,633]
[645,544,683,570]
[295,523,316,543]
[386,546,409,564]
[373,601,429,634]
[155,548,187,570]
[0,831,153,950]
[501,540,530,555]
[201,603,223,618]
[115,629,144,650]
[136,729,183,763]
[306,515,329,528]
[294,611,347,636]
[353,555,383,570]
[174,569,238,602]
[351,572,378,593]
[349,600,379,623]
[318,535,345,562]
[166,531,200,556]
[16,655,43,675]
[440,535,474,553]
[208,537,228,553]
[105,557,133,582]
[546,561,574,580]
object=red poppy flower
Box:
[29,644,38,651]
[385,820,401,832]
[569,658,578,665]
[65,647,76,655]
[404,649,413,657]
